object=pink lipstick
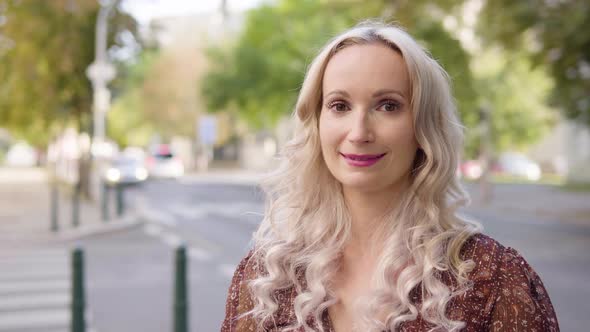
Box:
[341,153,386,167]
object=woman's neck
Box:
[341,179,410,260]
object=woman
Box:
[221,22,559,332]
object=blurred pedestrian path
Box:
[0,167,137,331]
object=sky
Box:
[121,0,267,23]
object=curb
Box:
[56,214,145,242]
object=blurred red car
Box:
[459,160,483,180]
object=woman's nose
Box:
[347,111,375,144]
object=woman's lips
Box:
[340,153,386,167]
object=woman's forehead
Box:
[322,43,410,99]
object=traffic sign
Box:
[199,116,217,145]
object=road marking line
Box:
[140,208,177,227]
[188,248,212,262]
[0,292,69,311]
[0,270,70,282]
[0,280,69,295]
[143,223,163,237]
[172,206,208,220]
[0,308,69,331]
[160,233,183,248]
[0,250,69,260]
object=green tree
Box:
[478,0,590,126]
[471,49,555,155]
[107,50,156,147]
[0,0,141,146]
[202,0,477,133]
[108,33,212,145]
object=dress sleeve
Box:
[489,247,560,331]
[220,250,259,332]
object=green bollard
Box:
[115,184,124,217]
[50,182,59,232]
[173,245,189,332]
[101,181,110,222]
[71,247,86,332]
[72,182,80,227]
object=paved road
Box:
[78,179,264,332]
[75,179,589,332]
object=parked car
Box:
[493,152,542,181]
[104,156,148,185]
[4,142,37,167]
[146,144,184,179]
[459,160,484,180]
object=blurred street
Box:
[0,168,589,331]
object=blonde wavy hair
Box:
[248,22,481,331]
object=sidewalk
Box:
[0,167,140,332]
[0,167,140,250]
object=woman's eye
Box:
[329,102,348,112]
[378,101,401,112]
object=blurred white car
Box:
[494,152,541,181]
[122,146,146,161]
[5,142,37,167]
[146,145,184,179]
[104,156,148,185]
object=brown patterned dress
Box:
[221,234,559,331]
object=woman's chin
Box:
[337,175,383,192]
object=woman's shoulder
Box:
[460,233,523,282]
[455,234,560,330]
[221,249,261,331]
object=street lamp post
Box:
[86,0,119,145]
[86,0,119,205]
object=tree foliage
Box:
[202,0,477,132]
[0,0,140,146]
[472,49,555,154]
[108,31,212,145]
[478,0,590,126]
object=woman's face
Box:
[319,42,418,194]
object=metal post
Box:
[72,182,80,227]
[50,181,59,232]
[115,184,124,217]
[101,181,110,222]
[173,245,189,332]
[479,105,493,204]
[71,247,86,332]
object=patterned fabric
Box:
[221,234,559,331]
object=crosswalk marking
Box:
[0,280,69,295]
[0,308,69,331]
[0,249,95,332]
[0,292,69,311]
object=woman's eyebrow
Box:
[324,89,407,100]
[372,89,406,99]
[324,90,350,99]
